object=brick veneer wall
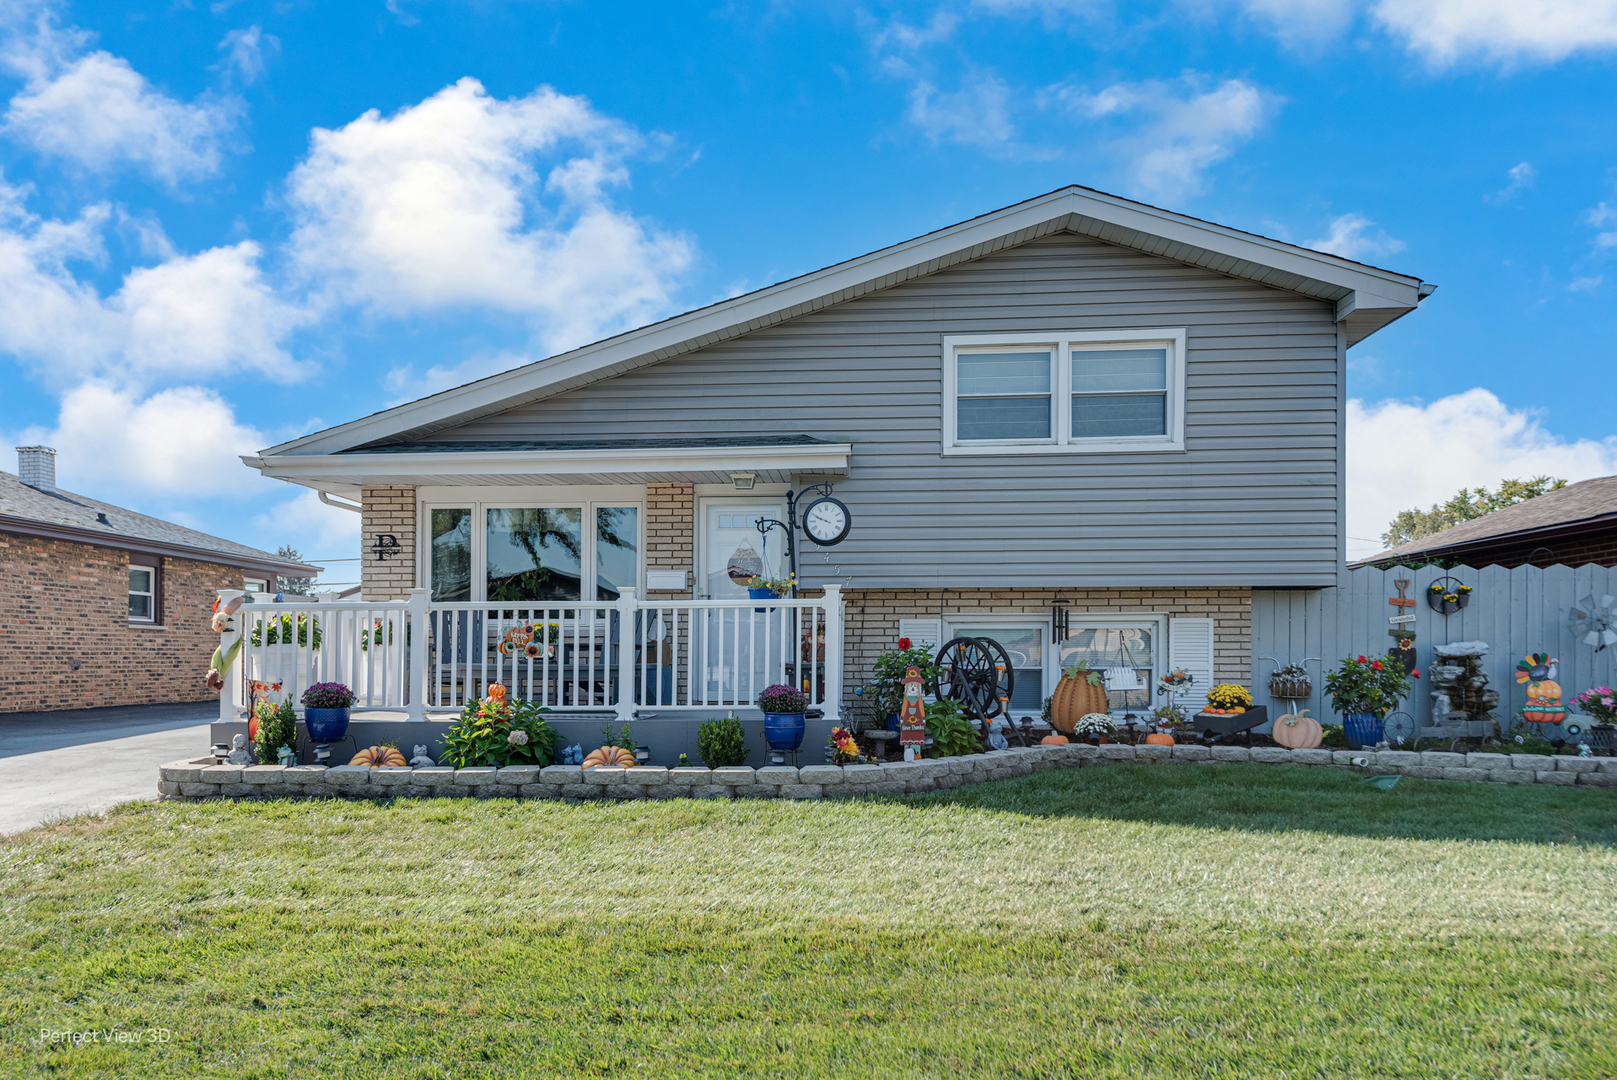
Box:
[646,483,693,598]
[361,486,417,600]
[840,586,1252,718]
[0,530,244,713]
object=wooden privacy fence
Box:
[1251,563,1617,732]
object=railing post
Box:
[407,589,430,721]
[217,589,245,723]
[615,587,637,725]
[821,584,844,724]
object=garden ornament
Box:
[408,745,436,768]
[986,716,1010,751]
[898,664,926,758]
[276,745,296,768]
[225,733,254,765]
[204,594,248,691]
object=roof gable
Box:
[256,185,1430,460]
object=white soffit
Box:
[255,186,1429,459]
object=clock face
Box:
[802,497,850,545]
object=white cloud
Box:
[1307,213,1406,262]
[1372,0,1617,66]
[1347,388,1617,558]
[1568,275,1603,293]
[1046,75,1278,199]
[2,10,236,185]
[1585,203,1617,248]
[907,73,1018,151]
[0,177,309,388]
[251,490,363,576]
[1486,161,1536,203]
[383,350,530,406]
[213,25,276,88]
[285,77,694,354]
[1176,0,1356,44]
[37,381,267,497]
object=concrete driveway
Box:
[0,701,214,835]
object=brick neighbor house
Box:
[237,187,1431,730]
[1,446,320,714]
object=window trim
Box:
[942,329,1187,455]
[127,559,158,624]
[415,485,646,604]
[242,577,268,594]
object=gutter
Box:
[0,514,323,577]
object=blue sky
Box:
[2,0,1616,579]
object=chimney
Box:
[16,446,57,493]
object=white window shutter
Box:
[1167,618,1215,713]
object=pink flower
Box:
[1604,698,1614,707]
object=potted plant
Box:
[746,572,797,610]
[759,684,808,751]
[1570,686,1617,749]
[1074,711,1115,745]
[301,682,355,742]
[1426,579,1472,615]
[1324,654,1413,749]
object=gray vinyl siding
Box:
[413,232,1344,588]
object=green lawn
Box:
[2,764,1615,1078]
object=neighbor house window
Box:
[243,578,267,593]
[128,565,155,622]
[423,494,641,604]
[943,330,1186,454]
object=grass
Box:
[1,763,1614,1078]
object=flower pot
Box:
[748,586,780,612]
[303,707,351,742]
[763,711,806,751]
[1342,712,1384,750]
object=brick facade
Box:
[361,486,417,600]
[646,482,694,598]
[0,530,247,713]
[841,586,1251,714]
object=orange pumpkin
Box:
[1050,673,1109,734]
[1144,733,1175,746]
[350,745,408,767]
[1040,734,1069,745]
[487,682,508,702]
[582,746,636,769]
[1271,710,1323,750]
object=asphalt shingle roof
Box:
[0,470,319,574]
[1362,474,1617,564]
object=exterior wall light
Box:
[731,472,756,490]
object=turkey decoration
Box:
[1515,653,1567,725]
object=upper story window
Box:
[943,329,1186,455]
[128,565,155,622]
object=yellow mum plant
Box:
[1206,684,1254,710]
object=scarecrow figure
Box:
[899,664,926,761]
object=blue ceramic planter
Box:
[304,707,351,742]
[763,711,806,751]
[886,712,900,732]
[1342,712,1383,750]
[748,587,780,612]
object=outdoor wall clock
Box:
[801,496,851,546]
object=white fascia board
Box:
[259,187,1427,458]
[244,443,852,483]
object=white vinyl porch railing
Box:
[215,585,843,724]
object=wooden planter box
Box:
[1192,705,1268,740]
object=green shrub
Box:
[697,714,747,768]
[254,699,298,764]
[439,697,556,768]
[1320,724,1347,749]
[925,697,977,757]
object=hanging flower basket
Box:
[1426,577,1471,615]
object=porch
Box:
[214,586,845,727]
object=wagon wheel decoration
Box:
[934,636,1014,723]
[1383,711,1416,748]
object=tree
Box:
[1380,476,1567,548]
[277,544,315,595]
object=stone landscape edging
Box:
[156,743,1617,803]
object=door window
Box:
[701,502,785,599]
[429,509,473,602]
